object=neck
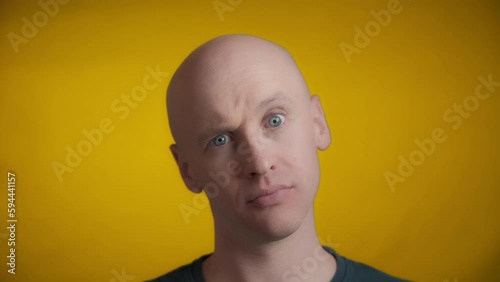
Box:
[202,207,337,282]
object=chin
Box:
[243,204,307,242]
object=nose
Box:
[240,138,276,178]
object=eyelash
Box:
[207,111,287,149]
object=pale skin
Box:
[167,35,336,282]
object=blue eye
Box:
[211,133,230,147]
[268,114,284,127]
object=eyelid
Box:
[207,132,231,149]
[267,108,286,117]
[204,110,287,150]
[265,111,287,128]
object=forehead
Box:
[169,40,310,149]
[190,57,297,113]
[200,90,293,124]
[191,78,297,140]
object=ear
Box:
[169,144,202,193]
[310,95,331,151]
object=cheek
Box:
[284,119,317,159]
[285,123,320,188]
[192,156,242,206]
[191,157,227,191]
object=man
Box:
[150,34,409,282]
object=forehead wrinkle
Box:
[258,92,294,109]
[167,35,310,149]
[196,94,245,143]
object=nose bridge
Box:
[238,130,274,177]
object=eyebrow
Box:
[196,92,293,146]
[258,92,293,109]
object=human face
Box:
[170,50,330,242]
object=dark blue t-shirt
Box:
[148,246,410,281]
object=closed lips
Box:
[247,185,291,202]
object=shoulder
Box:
[146,254,209,282]
[342,259,410,282]
[146,265,189,282]
[324,246,411,282]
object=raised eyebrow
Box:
[197,94,293,146]
[258,93,294,109]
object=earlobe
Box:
[170,144,180,163]
[310,95,331,151]
[169,144,202,193]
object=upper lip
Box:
[247,185,292,203]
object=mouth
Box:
[247,185,293,207]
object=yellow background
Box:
[1,0,499,281]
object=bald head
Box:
[166,35,331,241]
[167,35,310,149]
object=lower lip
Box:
[249,188,292,208]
